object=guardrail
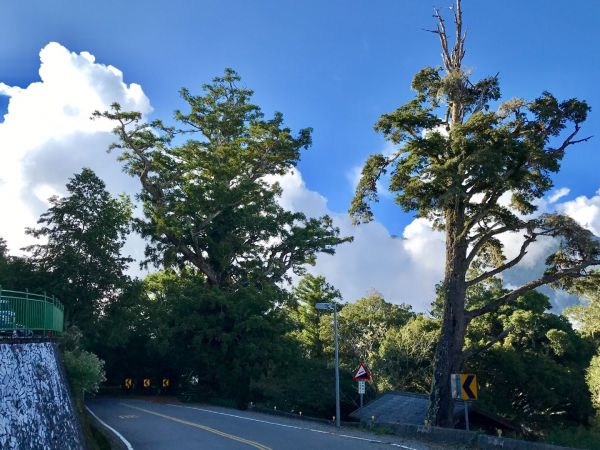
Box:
[0,288,64,335]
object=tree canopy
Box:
[94,69,349,287]
[25,168,132,333]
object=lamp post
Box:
[315,302,340,427]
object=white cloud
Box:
[558,189,600,236]
[549,187,570,204]
[273,169,445,311]
[0,42,150,265]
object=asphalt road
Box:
[87,398,448,450]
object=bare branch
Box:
[451,0,465,68]
[433,8,452,71]
[459,190,504,241]
[465,225,512,267]
[466,261,599,320]
[466,232,537,287]
[548,124,592,155]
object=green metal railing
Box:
[0,288,64,335]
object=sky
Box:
[1,1,599,312]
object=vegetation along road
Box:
[87,398,448,450]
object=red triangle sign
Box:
[353,363,372,381]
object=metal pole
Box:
[360,393,363,408]
[334,303,341,427]
[464,401,470,431]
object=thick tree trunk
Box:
[426,207,468,427]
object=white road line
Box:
[338,433,384,443]
[164,403,418,450]
[86,405,135,450]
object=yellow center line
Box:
[121,403,272,450]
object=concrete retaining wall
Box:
[0,341,84,450]
[372,421,580,450]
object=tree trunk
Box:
[426,206,468,427]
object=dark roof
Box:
[350,391,458,425]
[350,391,517,432]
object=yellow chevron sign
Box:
[451,373,478,400]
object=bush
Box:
[64,349,106,403]
[545,424,600,450]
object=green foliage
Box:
[64,349,106,401]
[466,290,594,429]
[136,270,295,408]
[375,315,439,393]
[95,69,349,287]
[544,423,600,450]
[320,291,414,370]
[587,352,600,411]
[25,168,132,334]
[0,237,48,292]
[252,357,357,418]
[290,274,341,358]
[566,271,600,344]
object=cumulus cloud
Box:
[273,169,445,311]
[558,189,600,236]
[0,42,150,259]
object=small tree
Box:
[350,0,599,425]
[292,274,341,358]
[26,168,132,333]
[321,291,414,369]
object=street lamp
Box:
[315,302,340,428]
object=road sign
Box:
[143,378,151,388]
[451,373,478,400]
[358,380,365,394]
[162,378,170,388]
[124,378,133,389]
[353,363,372,381]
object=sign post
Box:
[353,363,372,409]
[451,373,478,431]
[316,302,341,427]
[358,381,365,406]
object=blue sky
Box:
[1,1,599,308]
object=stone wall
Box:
[0,341,84,450]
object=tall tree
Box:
[26,168,132,332]
[95,69,349,287]
[291,274,341,358]
[350,1,599,426]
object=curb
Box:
[85,406,134,450]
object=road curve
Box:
[87,398,446,450]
